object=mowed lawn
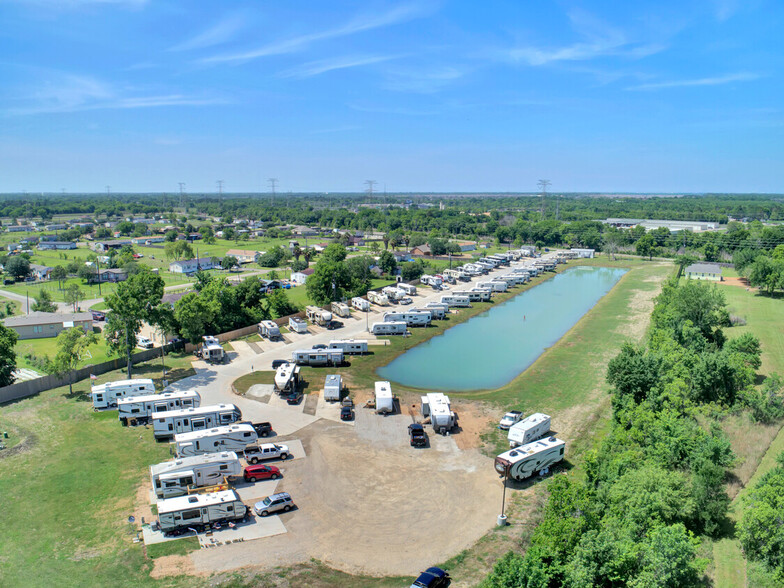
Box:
[0,354,197,588]
[14,330,115,372]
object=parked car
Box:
[499,410,523,430]
[340,406,354,421]
[410,567,450,588]
[243,464,280,482]
[247,421,273,437]
[286,391,302,405]
[254,492,294,517]
[326,320,343,330]
[136,336,154,349]
[91,310,106,321]
[243,442,290,463]
[312,344,327,350]
[399,297,413,305]
[271,359,289,369]
[408,423,427,447]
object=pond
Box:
[377,265,628,391]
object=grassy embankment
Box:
[711,285,784,588]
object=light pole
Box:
[498,465,510,526]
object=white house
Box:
[571,248,595,258]
[290,267,314,285]
[169,257,220,274]
[685,263,722,281]
[226,249,263,264]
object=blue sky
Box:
[1,0,782,194]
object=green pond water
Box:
[377,266,628,391]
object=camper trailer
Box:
[351,297,370,312]
[371,321,407,336]
[467,288,493,302]
[421,392,456,434]
[200,336,225,363]
[420,275,442,288]
[382,310,431,327]
[153,404,243,440]
[118,390,200,426]
[495,437,565,481]
[374,381,394,414]
[327,339,368,354]
[382,286,406,302]
[331,301,351,318]
[367,291,389,306]
[291,348,344,367]
[156,490,247,535]
[175,423,258,457]
[274,362,301,392]
[508,413,551,448]
[440,295,471,308]
[477,281,506,293]
[288,316,308,334]
[306,305,332,327]
[91,378,155,410]
[151,452,242,498]
[458,290,489,303]
[397,283,417,295]
[259,320,281,340]
[323,374,342,402]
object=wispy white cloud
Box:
[169,14,246,52]
[4,73,227,116]
[279,55,403,79]
[382,66,468,93]
[503,9,666,66]
[201,3,432,65]
[627,72,760,91]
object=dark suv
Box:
[408,423,427,447]
[410,567,450,588]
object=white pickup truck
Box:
[243,442,290,464]
[499,410,523,430]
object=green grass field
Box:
[14,331,115,372]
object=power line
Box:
[365,180,377,199]
[537,180,550,220]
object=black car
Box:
[326,320,343,330]
[271,359,289,369]
[312,344,327,350]
[408,423,427,447]
[286,391,302,405]
[340,406,354,421]
[410,567,450,588]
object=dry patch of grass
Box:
[721,413,783,499]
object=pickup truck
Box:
[243,442,290,464]
[499,410,523,430]
[247,421,273,438]
[409,423,427,447]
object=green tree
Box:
[31,288,57,313]
[174,292,218,343]
[221,255,238,270]
[64,283,83,312]
[674,254,697,278]
[266,289,298,318]
[703,241,720,262]
[306,258,351,305]
[47,327,99,395]
[635,233,657,260]
[51,265,68,289]
[104,271,165,377]
[0,323,18,387]
[739,453,784,577]
[5,256,30,280]
[378,250,397,275]
[164,229,178,242]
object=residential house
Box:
[19,236,39,247]
[571,248,595,258]
[411,244,432,256]
[92,268,128,283]
[30,264,54,280]
[132,236,165,245]
[4,311,93,340]
[169,257,220,274]
[44,223,68,231]
[7,243,20,252]
[38,241,77,251]
[290,267,314,285]
[91,239,132,252]
[454,240,477,252]
[685,263,722,281]
[346,235,365,247]
[226,249,262,264]
[6,225,33,232]
[292,225,318,237]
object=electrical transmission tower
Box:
[216,179,224,197]
[106,185,111,196]
[537,179,551,220]
[268,178,278,204]
[178,182,186,209]
[365,180,377,199]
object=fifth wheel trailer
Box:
[152,404,242,440]
[157,490,247,535]
[258,320,281,340]
[351,297,370,312]
[397,283,417,295]
[175,423,258,457]
[274,362,301,392]
[367,291,389,306]
[150,451,243,498]
[331,301,352,318]
[421,392,456,434]
[508,413,551,448]
[118,390,201,425]
[292,348,344,367]
[375,381,394,414]
[306,305,333,327]
[494,437,565,481]
[457,290,489,303]
[91,378,155,410]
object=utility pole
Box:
[537,180,551,221]
[268,178,278,204]
[555,193,560,221]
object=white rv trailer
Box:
[420,275,442,287]
[150,451,242,498]
[288,316,309,334]
[477,281,507,293]
[510,267,533,277]
[382,286,406,301]
[457,290,489,303]
[421,392,456,434]
[274,362,301,392]
[397,283,417,295]
[424,301,450,316]
[351,296,370,312]
[200,336,225,363]
[494,275,521,287]
[371,321,407,336]
[153,404,243,440]
[156,490,247,534]
[508,413,551,448]
[382,310,431,327]
[441,269,461,284]
[91,378,155,410]
[487,254,510,265]
[495,437,565,481]
[328,339,368,354]
[374,381,394,414]
[323,374,342,402]
[258,320,281,340]
[367,290,389,306]
[118,390,201,426]
[415,305,445,320]
[463,263,485,275]
[175,423,258,457]
[467,288,493,302]
[306,305,333,327]
[331,301,352,318]
[292,348,344,367]
[440,295,471,308]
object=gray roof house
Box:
[4,312,93,340]
[685,263,722,281]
